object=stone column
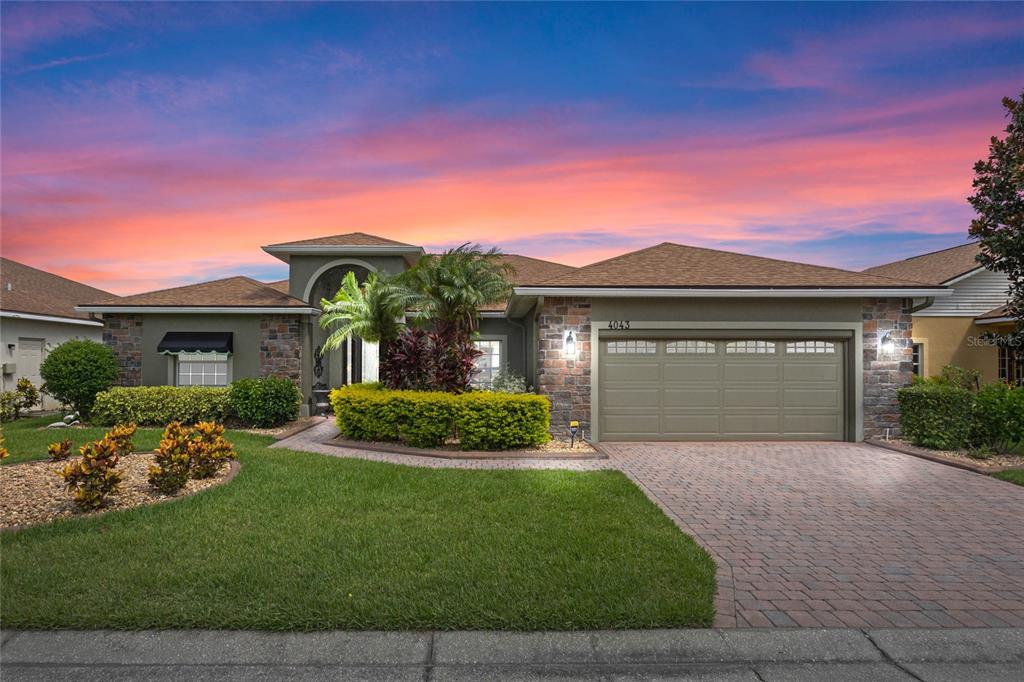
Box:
[102,314,143,386]
[862,298,914,439]
[259,314,302,384]
[536,297,592,437]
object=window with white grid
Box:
[176,352,229,386]
[472,339,502,388]
[605,340,657,354]
[725,340,775,354]
[785,341,836,354]
[666,340,716,354]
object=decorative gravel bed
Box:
[0,453,237,530]
[876,438,1024,472]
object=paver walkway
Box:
[275,424,1024,630]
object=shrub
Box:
[91,386,229,426]
[897,383,974,450]
[106,423,137,455]
[148,422,193,494]
[330,384,456,448]
[0,392,15,423]
[490,371,530,394]
[48,438,72,462]
[972,382,1011,449]
[14,378,40,415]
[228,377,301,428]
[190,421,236,478]
[60,437,121,509]
[0,432,8,460]
[914,364,982,392]
[330,384,551,450]
[456,392,550,450]
[40,339,119,417]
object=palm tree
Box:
[401,244,515,336]
[319,270,411,356]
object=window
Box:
[176,352,229,387]
[785,341,836,354]
[605,340,657,354]
[473,339,502,387]
[666,340,715,354]
[999,346,1023,386]
[911,343,923,377]
[725,340,775,354]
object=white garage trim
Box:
[589,321,864,443]
[1,311,102,327]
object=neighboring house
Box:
[864,244,1014,384]
[77,232,949,442]
[1,258,116,410]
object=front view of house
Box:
[76,233,951,443]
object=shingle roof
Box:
[264,232,419,248]
[80,277,311,308]
[265,279,290,294]
[479,254,578,312]
[527,243,930,289]
[863,243,983,285]
[1,258,115,321]
[976,304,1010,321]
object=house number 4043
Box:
[607,320,630,330]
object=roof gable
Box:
[1,258,115,321]
[263,232,419,248]
[532,242,929,289]
[863,243,983,285]
[81,276,310,308]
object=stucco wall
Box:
[0,316,103,410]
[286,254,411,302]
[478,317,529,381]
[591,297,863,323]
[912,316,999,382]
[137,314,264,386]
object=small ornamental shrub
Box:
[0,432,8,460]
[490,371,530,394]
[148,422,193,494]
[228,377,301,428]
[972,382,1011,449]
[897,384,974,450]
[106,423,137,456]
[60,437,121,509]
[14,378,40,415]
[456,392,550,450]
[190,421,236,478]
[40,339,119,417]
[48,439,73,462]
[91,386,229,426]
[0,393,15,423]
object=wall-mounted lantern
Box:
[563,330,577,360]
[880,331,896,355]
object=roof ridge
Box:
[1,257,115,297]
[889,242,978,263]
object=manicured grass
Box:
[992,469,1024,487]
[1,416,165,464]
[0,423,716,630]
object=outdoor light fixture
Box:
[880,332,896,355]
[568,420,580,448]
[563,330,577,359]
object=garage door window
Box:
[605,340,656,354]
[666,340,715,354]
[725,340,775,354]
[785,341,836,354]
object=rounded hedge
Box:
[40,339,119,417]
[228,376,301,428]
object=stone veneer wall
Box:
[102,314,143,386]
[536,297,592,436]
[259,314,302,383]
[862,297,914,439]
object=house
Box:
[76,232,951,442]
[863,243,1015,384]
[1,258,116,410]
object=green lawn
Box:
[1,416,166,464]
[992,469,1024,487]
[0,418,716,630]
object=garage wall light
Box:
[563,330,577,360]
[880,331,896,355]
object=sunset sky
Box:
[2,2,1022,295]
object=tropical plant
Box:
[14,378,40,415]
[60,437,122,509]
[190,421,236,478]
[106,423,137,456]
[40,339,119,417]
[148,422,194,494]
[0,432,8,460]
[387,328,435,391]
[319,271,414,386]
[48,438,73,462]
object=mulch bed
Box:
[328,436,604,460]
[869,438,1024,474]
[0,454,238,531]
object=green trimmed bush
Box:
[972,382,1012,448]
[330,384,551,450]
[455,391,550,450]
[91,386,229,426]
[897,383,974,450]
[39,339,119,417]
[228,376,301,428]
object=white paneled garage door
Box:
[598,338,845,441]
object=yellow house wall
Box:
[912,316,999,382]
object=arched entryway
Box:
[308,263,379,391]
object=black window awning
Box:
[157,332,233,354]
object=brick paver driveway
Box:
[604,442,1024,629]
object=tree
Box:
[969,91,1024,337]
[39,339,119,417]
[319,271,413,385]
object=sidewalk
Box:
[3,628,1022,680]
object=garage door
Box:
[599,338,845,441]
